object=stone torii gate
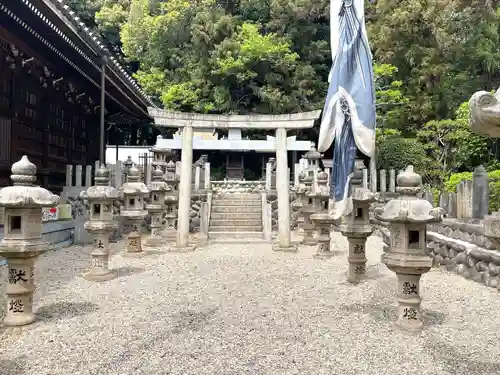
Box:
[147,108,321,251]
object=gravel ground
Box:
[0,232,499,375]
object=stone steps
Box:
[208,225,262,232]
[209,194,264,242]
[208,231,264,241]
[210,218,262,227]
[210,212,262,220]
[212,200,262,206]
[211,206,262,213]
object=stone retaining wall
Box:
[372,208,500,290]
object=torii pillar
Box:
[147,108,320,250]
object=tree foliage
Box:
[70,0,500,185]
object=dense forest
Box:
[69,0,500,190]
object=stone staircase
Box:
[208,194,264,242]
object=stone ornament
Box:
[469,87,500,138]
[300,173,316,246]
[0,155,60,326]
[119,164,149,256]
[81,164,119,281]
[375,165,444,332]
[340,160,379,283]
[145,166,169,247]
[310,171,337,259]
[150,140,169,173]
[162,160,179,243]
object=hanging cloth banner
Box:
[317,0,377,219]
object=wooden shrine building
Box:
[0,0,154,192]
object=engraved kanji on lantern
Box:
[162,160,179,242]
[340,160,378,283]
[310,171,337,259]
[0,155,59,326]
[144,166,169,247]
[375,165,443,332]
[119,164,149,255]
[82,165,119,281]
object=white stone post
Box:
[294,163,300,186]
[265,162,272,191]
[204,162,210,190]
[274,127,296,252]
[66,165,73,186]
[194,165,201,191]
[389,169,396,193]
[85,165,92,187]
[370,157,377,192]
[176,126,195,251]
[75,165,82,187]
[362,169,368,189]
[380,169,387,193]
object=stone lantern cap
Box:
[375,166,443,224]
[302,144,323,160]
[123,155,133,168]
[84,165,119,201]
[0,155,59,208]
[120,165,150,197]
[312,171,330,199]
[148,166,169,192]
[352,185,379,204]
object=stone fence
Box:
[371,196,500,290]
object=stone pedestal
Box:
[345,234,370,282]
[375,165,444,332]
[310,214,335,258]
[5,256,36,326]
[83,233,116,281]
[124,219,144,255]
[0,155,60,326]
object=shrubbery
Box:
[445,170,500,213]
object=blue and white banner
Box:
[317,0,377,219]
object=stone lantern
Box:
[82,165,119,281]
[145,166,169,247]
[150,139,169,173]
[302,144,323,192]
[162,160,179,243]
[310,171,337,259]
[340,160,379,283]
[0,155,59,326]
[291,171,307,229]
[300,173,316,245]
[375,165,443,331]
[119,164,149,256]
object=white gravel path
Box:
[0,232,500,375]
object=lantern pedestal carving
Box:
[4,256,37,326]
[124,219,145,256]
[83,225,117,281]
[310,214,336,258]
[0,155,59,326]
